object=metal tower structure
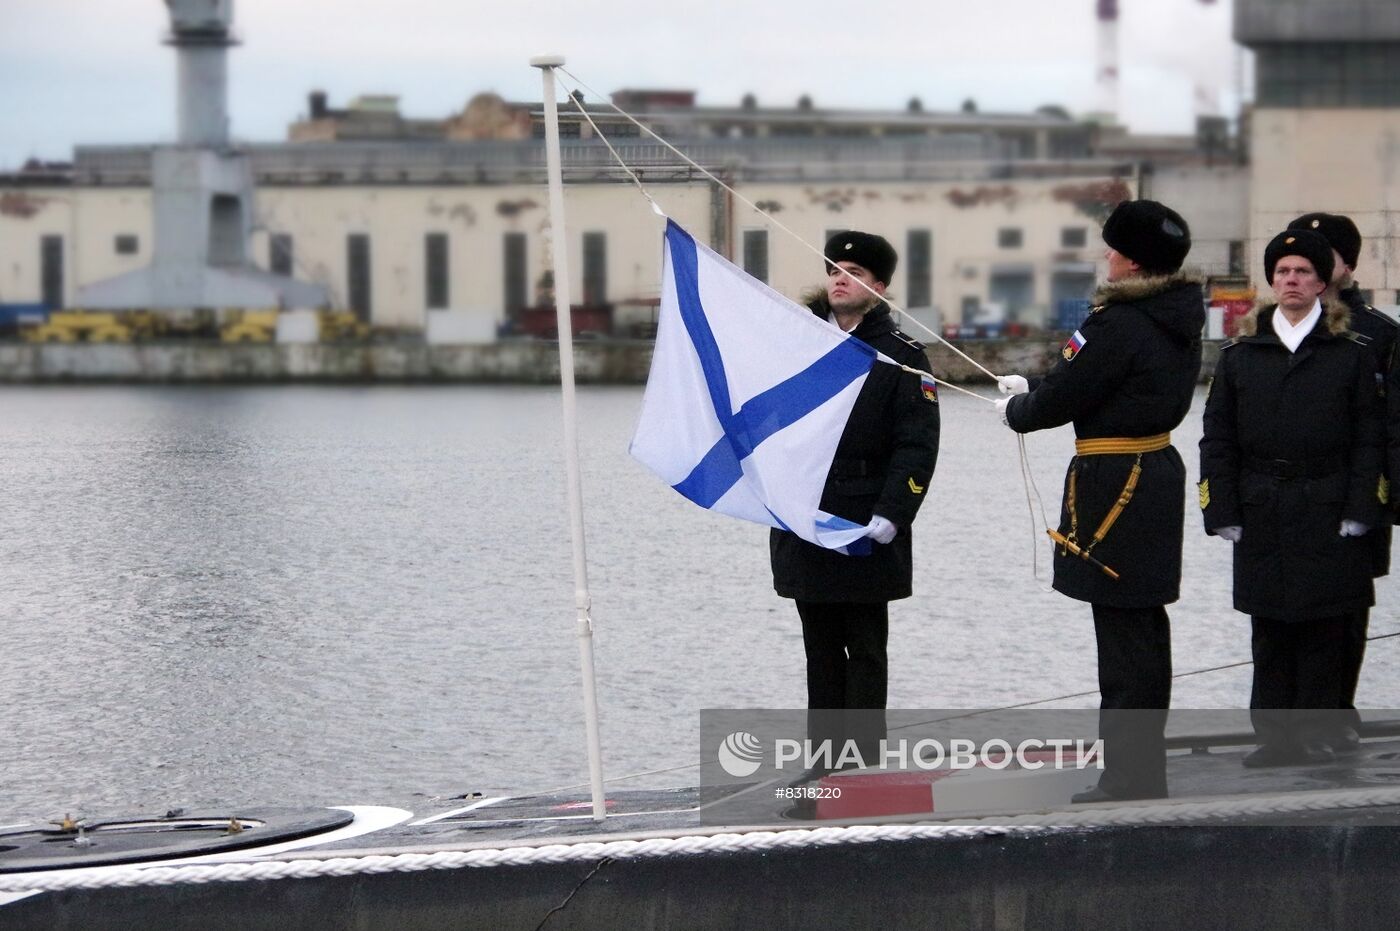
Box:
[78,0,327,315]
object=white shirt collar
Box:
[1272,298,1323,353]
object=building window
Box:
[582,232,607,305]
[1228,240,1246,276]
[425,233,449,309]
[960,295,980,325]
[989,268,1035,323]
[906,229,932,307]
[347,234,372,322]
[40,235,63,310]
[532,120,581,138]
[743,230,769,284]
[270,234,294,277]
[998,228,1023,249]
[209,194,243,266]
[503,232,528,318]
[114,234,139,255]
[1255,43,1400,108]
[1060,227,1087,249]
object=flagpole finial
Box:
[530,54,566,68]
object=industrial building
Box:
[3,0,1395,347]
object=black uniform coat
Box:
[1199,300,1386,621]
[770,300,940,603]
[1338,283,1400,576]
[1005,272,1205,608]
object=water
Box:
[2,384,1398,822]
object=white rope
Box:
[557,70,985,405]
[564,90,665,219]
[5,785,1400,893]
[1016,433,1057,589]
[554,66,1003,394]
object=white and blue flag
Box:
[630,220,883,554]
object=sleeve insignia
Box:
[1198,479,1210,510]
[919,372,939,403]
[1061,329,1086,362]
[907,477,925,495]
[1380,476,1390,506]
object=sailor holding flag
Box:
[631,223,938,777]
[995,201,1204,802]
[770,232,941,770]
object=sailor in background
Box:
[1285,212,1398,753]
[996,200,1203,802]
[1199,229,1386,768]
[770,231,940,773]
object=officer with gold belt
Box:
[995,200,1205,802]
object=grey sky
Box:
[0,0,1244,168]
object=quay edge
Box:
[0,339,1223,386]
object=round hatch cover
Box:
[0,807,353,873]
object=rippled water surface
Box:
[2,384,1398,820]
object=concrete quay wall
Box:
[0,339,1222,385]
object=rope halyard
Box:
[556,68,986,404]
[548,68,1083,620]
[565,88,665,219]
[552,66,1003,395]
[7,787,1400,893]
[1016,433,1056,590]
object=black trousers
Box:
[1091,604,1172,799]
[1250,614,1350,748]
[1338,607,1368,728]
[796,600,888,767]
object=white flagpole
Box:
[530,54,607,823]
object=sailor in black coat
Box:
[998,200,1203,802]
[1286,213,1398,747]
[770,231,940,769]
[1200,229,1386,767]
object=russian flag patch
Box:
[1061,329,1086,362]
[920,372,939,403]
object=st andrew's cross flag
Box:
[630,220,898,554]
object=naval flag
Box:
[630,220,885,553]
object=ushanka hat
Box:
[1264,228,1335,285]
[1287,212,1361,270]
[1101,200,1192,274]
[823,230,897,285]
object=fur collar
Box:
[1236,296,1351,337]
[1091,269,1203,306]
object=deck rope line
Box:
[553,66,1001,398]
[6,786,1400,893]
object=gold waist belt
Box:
[1074,432,1171,456]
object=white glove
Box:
[1216,526,1243,543]
[865,515,897,545]
[1340,520,1370,537]
[994,396,1012,426]
[997,375,1029,396]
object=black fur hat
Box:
[1287,212,1361,270]
[823,231,897,285]
[1101,200,1192,275]
[1264,228,1335,285]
